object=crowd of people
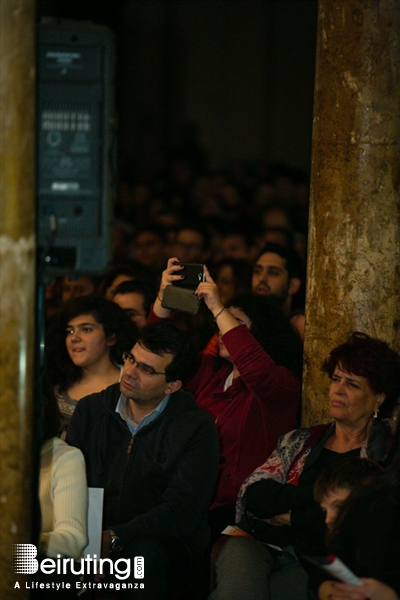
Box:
[36,158,400,600]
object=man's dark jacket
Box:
[66,383,219,551]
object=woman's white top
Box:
[39,437,88,560]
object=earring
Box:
[373,408,379,419]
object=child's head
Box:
[314,457,383,530]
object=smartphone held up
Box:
[161,263,205,315]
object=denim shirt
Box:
[115,394,170,435]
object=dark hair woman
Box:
[153,258,303,539]
[45,295,137,436]
[322,331,400,419]
[213,258,253,305]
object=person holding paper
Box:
[317,424,400,600]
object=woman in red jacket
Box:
[153,259,303,538]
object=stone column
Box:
[0,1,36,597]
[303,0,400,426]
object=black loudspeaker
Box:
[37,18,116,277]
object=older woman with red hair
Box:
[210,332,400,600]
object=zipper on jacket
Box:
[127,435,134,454]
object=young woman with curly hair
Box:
[44,295,138,437]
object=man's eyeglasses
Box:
[122,351,166,377]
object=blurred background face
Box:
[173,229,205,263]
[215,265,235,305]
[62,276,96,304]
[262,206,291,230]
[220,234,248,260]
[105,274,134,300]
[113,292,147,328]
[262,229,291,247]
[134,231,165,270]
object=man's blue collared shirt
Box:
[115,394,170,435]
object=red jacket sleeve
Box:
[222,325,300,413]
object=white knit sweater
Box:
[39,437,88,560]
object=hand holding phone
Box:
[195,265,225,315]
[160,260,205,315]
[171,262,205,289]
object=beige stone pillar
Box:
[0,1,36,596]
[303,0,400,426]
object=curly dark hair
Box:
[322,332,400,418]
[136,320,198,383]
[227,292,304,379]
[45,295,138,392]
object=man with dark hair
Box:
[66,321,219,599]
[252,242,303,315]
[112,279,156,328]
